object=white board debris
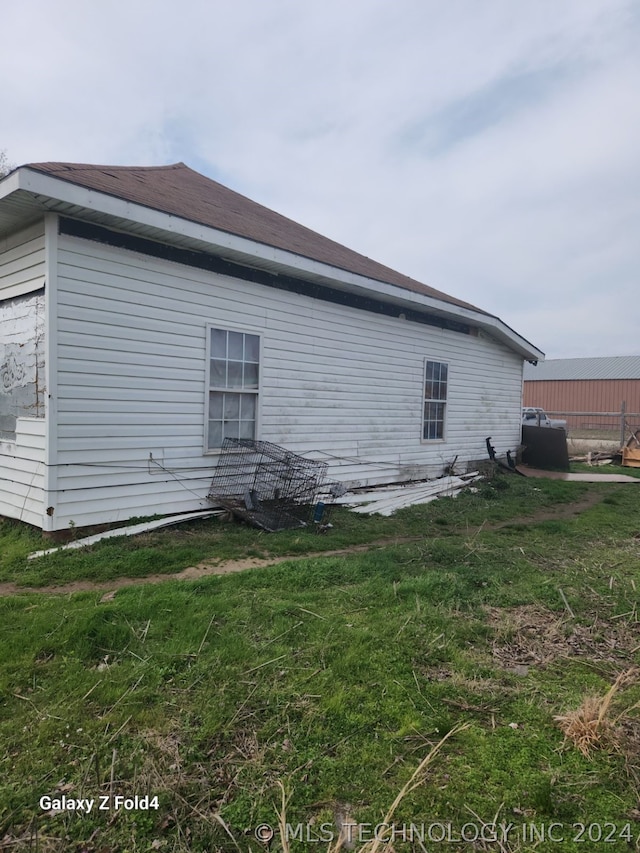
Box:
[337,473,482,516]
[28,510,224,560]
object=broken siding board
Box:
[28,511,224,559]
[348,478,482,516]
[373,488,461,516]
[334,481,459,504]
[348,477,469,512]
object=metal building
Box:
[523,356,640,432]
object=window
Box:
[423,360,447,440]
[207,327,260,450]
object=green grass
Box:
[1,474,593,588]
[1,473,640,851]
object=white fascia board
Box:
[0,169,21,200]
[15,168,543,361]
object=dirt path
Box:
[0,490,604,598]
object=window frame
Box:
[421,358,448,442]
[204,323,262,454]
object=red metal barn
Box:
[523,357,640,433]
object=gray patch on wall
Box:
[0,290,45,440]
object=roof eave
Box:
[2,167,543,361]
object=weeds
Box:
[555,668,640,757]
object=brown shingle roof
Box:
[25,161,486,314]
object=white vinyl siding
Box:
[47,233,524,530]
[0,223,46,301]
[0,418,46,526]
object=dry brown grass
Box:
[490,604,640,670]
[554,668,639,757]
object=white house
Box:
[0,162,543,532]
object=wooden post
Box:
[620,401,626,446]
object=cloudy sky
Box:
[2,0,639,359]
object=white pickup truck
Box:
[522,407,567,432]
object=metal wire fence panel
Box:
[544,410,640,444]
[207,438,328,531]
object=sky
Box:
[2,0,639,359]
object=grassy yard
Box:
[1,472,640,852]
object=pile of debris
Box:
[569,429,640,469]
[622,429,640,468]
[334,472,482,516]
[569,451,618,466]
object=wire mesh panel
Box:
[207,438,329,531]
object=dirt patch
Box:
[0,541,408,598]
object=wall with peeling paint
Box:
[0,291,45,440]
[0,222,47,526]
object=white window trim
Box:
[421,357,448,443]
[204,322,263,454]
